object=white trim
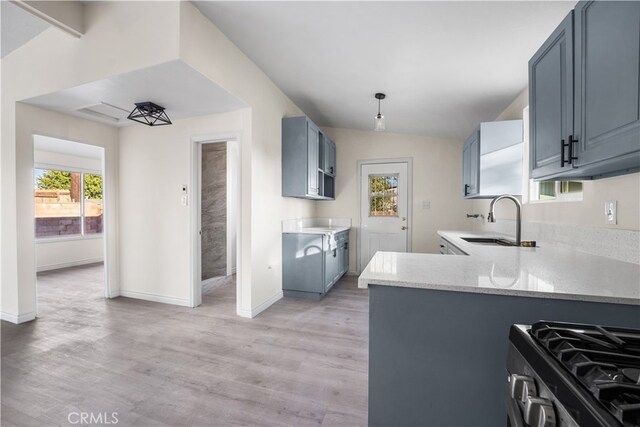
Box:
[34,163,102,176]
[36,257,103,272]
[236,291,283,319]
[1,311,37,324]
[116,290,190,307]
[190,132,242,313]
[356,158,414,274]
[30,134,111,312]
[36,234,103,243]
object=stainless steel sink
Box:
[461,237,517,247]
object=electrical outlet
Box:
[605,200,617,224]
[422,200,431,210]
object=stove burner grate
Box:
[531,321,640,426]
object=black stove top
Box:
[530,321,640,426]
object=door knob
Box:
[401,226,407,230]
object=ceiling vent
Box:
[76,102,130,123]
[127,102,172,126]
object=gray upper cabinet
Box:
[462,120,523,199]
[463,128,480,197]
[323,136,336,176]
[529,12,574,180]
[307,121,320,196]
[282,116,336,200]
[529,1,640,180]
[573,0,640,177]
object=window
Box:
[369,174,398,216]
[34,168,103,239]
[529,180,583,202]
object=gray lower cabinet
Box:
[282,116,336,200]
[529,1,640,180]
[368,285,640,426]
[283,231,349,299]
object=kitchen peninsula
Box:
[359,231,640,426]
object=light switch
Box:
[181,195,189,206]
[422,200,431,210]
[605,200,617,224]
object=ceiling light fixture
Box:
[127,102,172,126]
[373,93,386,132]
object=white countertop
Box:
[284,226,351,235]
[282,217,351,235]
[358,230,640,306]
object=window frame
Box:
[34,163,104,242]
[368,173,399,217]
[528,180,583,204]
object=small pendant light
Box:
[374,93,386,132]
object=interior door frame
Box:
[31,134,111,317]
[356,158,413,274]
[190,133,241,309]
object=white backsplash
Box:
[472,219,640,264]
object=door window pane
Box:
[369,174,398,217]
[34,169,81,237]
[84,173,103,235]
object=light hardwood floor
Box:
[1,263,368,426]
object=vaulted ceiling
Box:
[195,1,576,140]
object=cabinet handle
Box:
[344,242,348,250]
[330,167,334,174]
[568,135,578,168]
[561,139,567,167]
[464,184,469,196]
[333,249,337,257]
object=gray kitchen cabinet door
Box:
[282,233,324,294]
[342,237,349,275]
[327,139,336,176]
[324,244,340,291]
[462,129,479,197]
[573,1,640,173]
[307,122,320,196]
[529,12,574,179]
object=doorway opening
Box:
[32,135,107,314]
[190,135,240,310]
[357,158,413,273]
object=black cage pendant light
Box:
[127,102,172,126]
[374,93,386,132]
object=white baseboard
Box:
[116,290,190,307]
[236,290,283,318]
[1,311,37,324]
[37,257,103,272]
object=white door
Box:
[359,161,409,272]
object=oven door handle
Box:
[506,391,526,427]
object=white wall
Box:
[1,1,180,321]
[33,148,104,272]
[118,109,248,307]
[15,103,118,301]
[472,89,640,233]
[315,127,474,270]
[179,2,315,314]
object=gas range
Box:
[507,321,640,427]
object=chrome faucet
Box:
[488,194,522,246]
